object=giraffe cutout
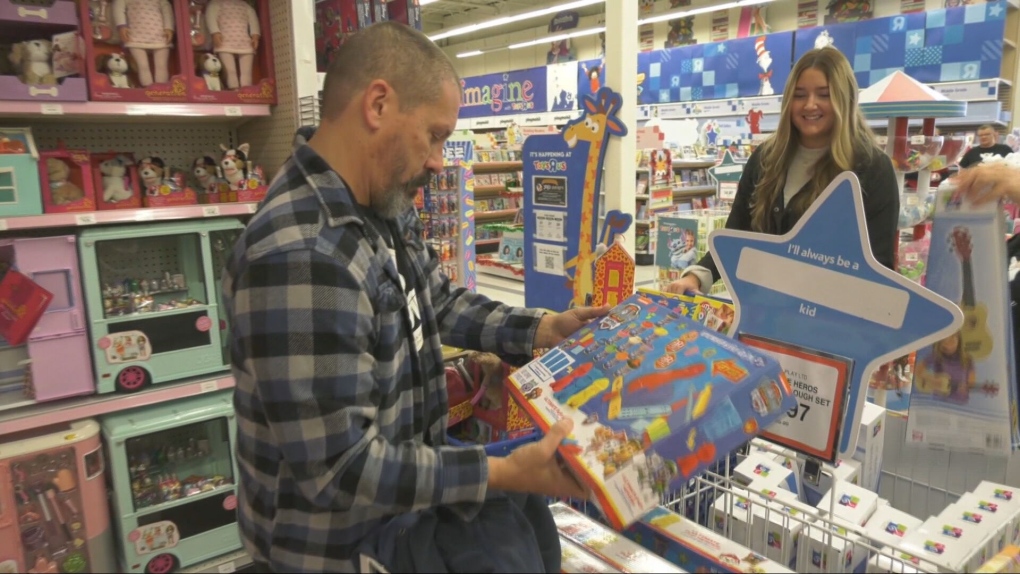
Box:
[562,87,628,308]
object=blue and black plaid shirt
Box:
[223,127,545,572]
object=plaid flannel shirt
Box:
[223,127,546,572]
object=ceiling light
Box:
[457,50,484,58]
[637,0,773,27]
[508,26,606,50]
[428,0,605,42]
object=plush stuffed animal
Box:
[100,157,134,202]
[192,156,219,192]
[219,142,250,190]
[9,40,56,85]
[137,156,165,193]
[46,158,85,205]
[99,53,132,88]
[201,53,222,91]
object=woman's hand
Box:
[665,273,702,295]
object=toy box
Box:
[178,0,276,105]
[0,419,117,573]
[817,481,879,527]
[314,0,371,72]
[731,452,799,495]
[802,458,860,506]
[90,151,142,210]
[899,518,995,573]
[907,195,1020,455]
[852,402,886,492]
[751,486,816,568]
[78,0,189,102]
[137,156,198,207]
[626,505,795,573]
[864,503,923,551]
[803,518,868,574]
[956,492,1016,552]
[100,390,241,573]
[506,293,795,529]
[933,503,1002,562]
[77,218,244,394]
[0,0,89,102]
[0,128,44,217]
[972,481,1020,544]
[867,546,937,574]
[386,0,422,31]
[0,269,53,348]
[710,487,755,544]
[549,503,686,573]
[39,146,97,213]
[560,536,621,573]
[0,236,93,406]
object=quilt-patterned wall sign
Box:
[795,2,1006,87]
[638,31,795,104]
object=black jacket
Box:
[697,145,901,283]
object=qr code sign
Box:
[544,255,554,270]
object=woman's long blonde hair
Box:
[749,48,878,232]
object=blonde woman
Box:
[667,48,899,295]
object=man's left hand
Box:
[534,306,610,349]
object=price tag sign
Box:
[909,134,926,145]
[217,561,236,574]
[0,219,8,232]
[126,105,148,116]
[247,203,258,214]
[738,335,851,462]
[40,103,63,115]
[75,213,97,226]
[202,205,221,217]
[200,380,219,393]
[719,182,738,201]
[224,106,243,117]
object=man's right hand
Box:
[488,419,589,500]
[665,273,702,295]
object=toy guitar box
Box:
[906,181,1020,454]
[507,293,795,529]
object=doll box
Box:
[387,0,422,30]
[506,292,794,530]
[624,505,795,573]
[38,148,96,213]
[179,0,276,104]
[0,127,44,217]
[0,0,88,102]
[549,503,686,573]
[77,0,189,102]
[0,0,79,25]
[89,152,141,210]
[864,503,923,551]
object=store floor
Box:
[476,264,660,308]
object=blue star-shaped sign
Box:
[710,172,963,460]
[708,150,743,200]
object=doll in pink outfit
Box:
[206,0,260,89]
[112,0,175,87]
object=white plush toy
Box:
[103,53,132,88]
[9,39,56,85]
[201,53,222,91]
[100,157,134,202]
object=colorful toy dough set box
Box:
[507,292,796,529]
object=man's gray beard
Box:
[375,186,416,219]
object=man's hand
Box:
[665,274,701,295]
[953,162,1020,205]
[487,419,589,500]
[534,305,610,349]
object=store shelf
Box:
[180,549,253,574]
[505,186,524,193]
[478,264,525,281]
[0,203,258,231]
[636,219,652,225]
[473,184,508,195]
[674,185,717,197]
[0,373,235,436]
[673,159,717,168]
[475,208,519,220]
[0,101,272,123]
[476,238,502,246]
[473,161,523,173]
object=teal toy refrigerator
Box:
[100,390,240,573]
[77,219,244,394]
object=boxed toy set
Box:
[864,503,924,551]
[549,502,686,573]
[560,536,622,573]
[0,0,89,102]
[506,292,795,529]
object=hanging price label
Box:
[224,106,243,117]
[202,205,221,217]
[200,380,219,393]
[247,203,258,213]
[40,103,63,115]
[75,213,97,226]
[739,335,851,463]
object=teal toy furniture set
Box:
[100,390,240,573]
[0,127,45,217]
[77,218,244,393]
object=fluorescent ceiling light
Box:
[637,0,773,26]
[457,50,484,58]
[429,0,605,42]
[508,26,605,50]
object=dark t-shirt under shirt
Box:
[959,143,1014,168]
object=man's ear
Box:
[362,79,394,131]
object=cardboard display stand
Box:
[523,87,628,311]
[710,172,963,462]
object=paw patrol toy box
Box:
[507,293,795,529]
